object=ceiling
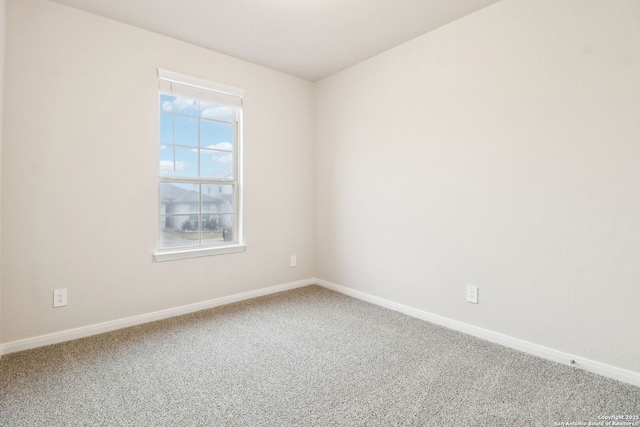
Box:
[48,0,502,82]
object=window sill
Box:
[153,244,246,262]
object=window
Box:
[154,70,245,261]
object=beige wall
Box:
[1,0,315,342]
[315,0,640,373]
[3,0,640,377]
[0,0,5,345]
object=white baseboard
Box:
[314,278,640,388]
[2,277,638,388]
[0,278,314,356]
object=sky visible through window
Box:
[158,93,238,250]
[159,94,234,179]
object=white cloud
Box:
[173,98,198,112]
[162,98,199,113]
[205,142,233,151]
[212,153,233,164]
[201,105,233,121]
[161,101,173,112]
[159,160,186,172]
[190,142,233,153]
[163,99,233,120]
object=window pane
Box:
[160,94,175,112]
[201,102,234,123]
[159,113,174,145]
[160,147,198,177]
[200,149,233,179]
[201,184,234,213]
[201,214,234,245]
[200,119,233,151]
[158,76,242,255]
[201,216,223,244]
[160,182,200,214]
[173,97,199,116]
[173,115,199,147]
[160,215,200,249]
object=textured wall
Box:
[0,0,5,346]
[1,0,315,342]
[315,0,640,373]
[4,0,640,378]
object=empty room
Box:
[1,0,639,425]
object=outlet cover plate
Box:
[54,289,67,307]
[466,285,478,304]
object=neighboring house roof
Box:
[161,183,190,202]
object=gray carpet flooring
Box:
[0,285,638,426]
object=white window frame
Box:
[153,70,245,262]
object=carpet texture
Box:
[1,285,638,426]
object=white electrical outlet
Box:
[466,285,478,304]
[290,255,297,267]
[54,289,67,307]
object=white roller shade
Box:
[158,69,243,108]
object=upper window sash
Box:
[157,69,244,109]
